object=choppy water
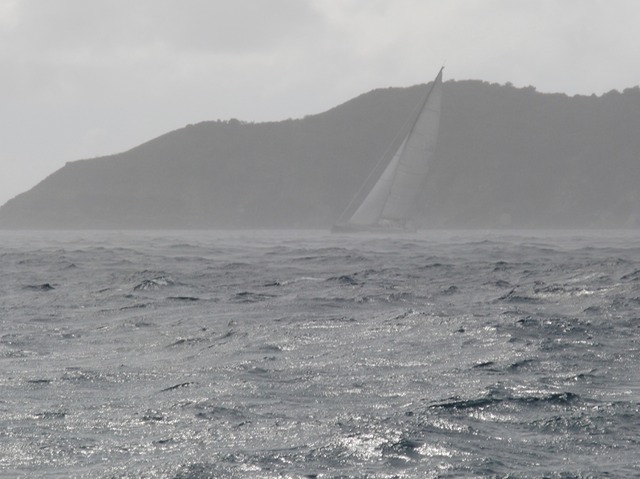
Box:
[1,230,639,478]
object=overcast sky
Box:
[1,0,638,206]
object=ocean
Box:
[1,230,639,478]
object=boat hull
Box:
[331,223,417,234]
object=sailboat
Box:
[332,67,443,233]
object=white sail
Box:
[334,68,443,232]
[348,139,406,225]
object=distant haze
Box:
[1,0,639,206]
[2,80,639,230]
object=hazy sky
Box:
[1,0,638,206]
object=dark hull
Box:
[331,223,417,234]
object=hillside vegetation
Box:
[1,80,639,229]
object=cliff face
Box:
[2,81,640,229]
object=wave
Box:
[23,283,55,291]
[133,275,175,291]
[429,391,581,411]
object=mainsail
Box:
[333,67,443,232]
